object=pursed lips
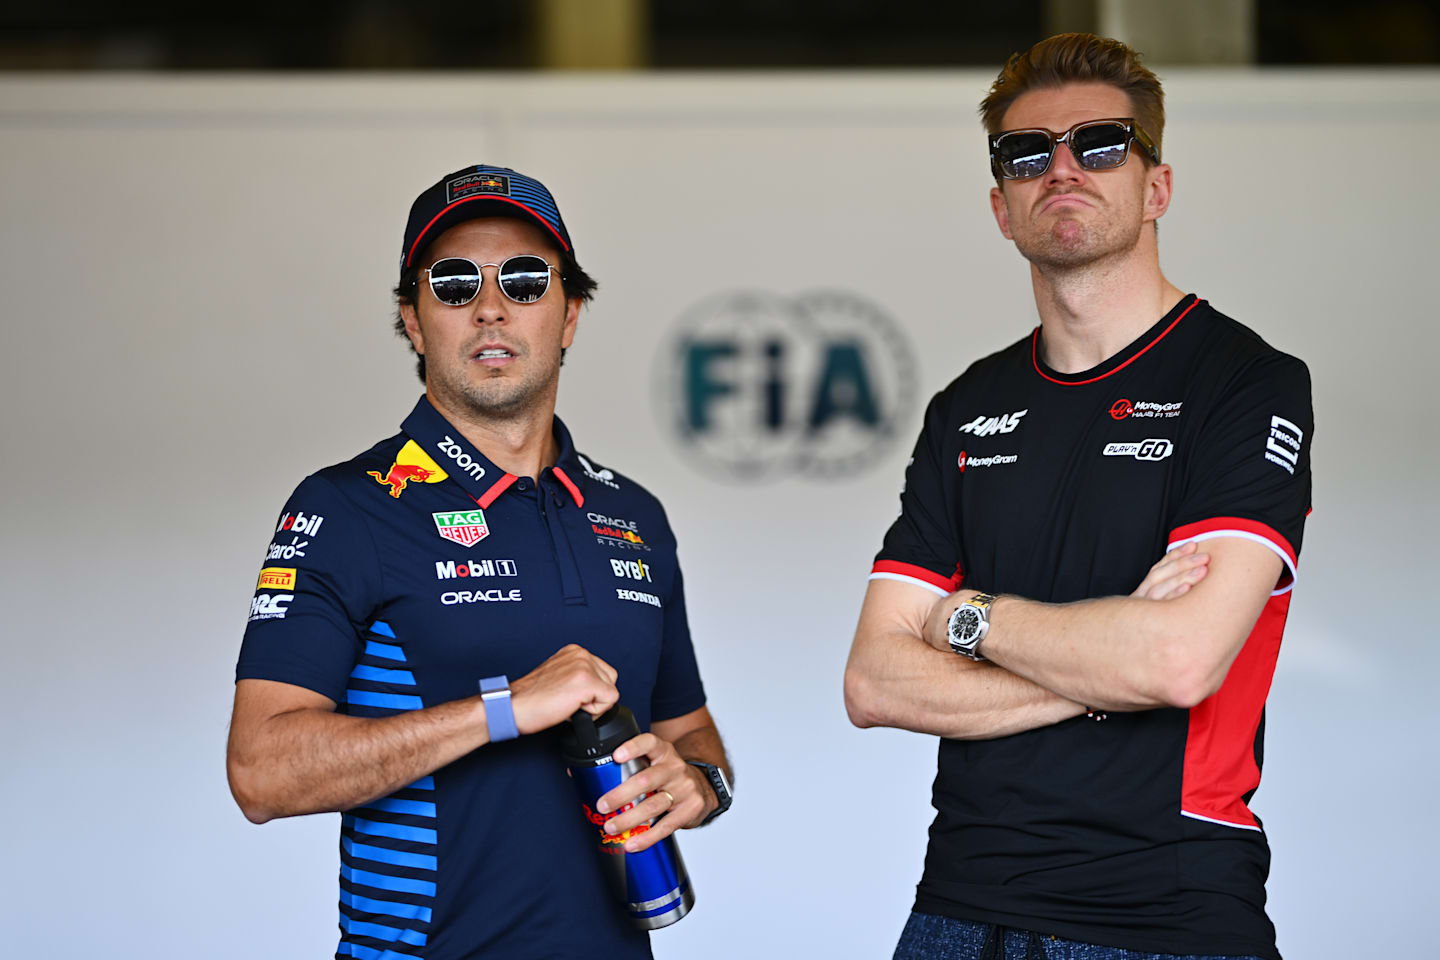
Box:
[1038,193,1094,215]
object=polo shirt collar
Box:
[400,395,586,510]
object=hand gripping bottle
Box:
[559,706,695,930]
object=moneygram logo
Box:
[1110,399,1182,420]
[660,290,917,480]
[433,509,490,547]
[959,451,1018,471]
[1103,439,1174,461]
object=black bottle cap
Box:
[559,704,640,762]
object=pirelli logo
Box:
[257,567,297,590]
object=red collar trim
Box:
[551,467,585,508]
[1032,297,1201,386]
[476,473,518,509]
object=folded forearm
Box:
[982,596,1175,711]
[848,632,1085,739]
[232,697,489,822]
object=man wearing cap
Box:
[227,165,733,959]
[844,34,1312,960]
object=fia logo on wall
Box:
[659,291,917,479]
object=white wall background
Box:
[1,71,1435,958]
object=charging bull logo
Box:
[582,801,650,852]
[368,440,449,499]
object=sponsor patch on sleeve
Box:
[257,567,297,590]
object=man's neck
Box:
[426,388,560,480]
[1030,235,1185,374]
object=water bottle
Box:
[559,705,695,930]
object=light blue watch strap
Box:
[479,676,520,742]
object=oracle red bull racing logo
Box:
[588,512,647,550]
[368,440,449,499]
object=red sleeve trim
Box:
[476,472,518,509]
[868,560,964,597]
[1168,517,1298,594]
[551,467,584,508]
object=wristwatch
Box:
[686,760,733,826]
[946,593,1001,661]
[479,676,520,742]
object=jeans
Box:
[893,912,1265,960]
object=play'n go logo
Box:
[660,291,917,479]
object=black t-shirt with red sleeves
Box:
[871,295,1312,960]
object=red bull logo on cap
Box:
[368,440,450,499]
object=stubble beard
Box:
[1011,196,1143,272]
[429,348,561,423]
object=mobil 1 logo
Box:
[660,290,917,480]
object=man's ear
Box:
[1143,163,1173,224]
[400,301,425,356]
[990,185,1014,240]
[561,296,580,350]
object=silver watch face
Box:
[951,608,982,644]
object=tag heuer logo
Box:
[433,509,490,547]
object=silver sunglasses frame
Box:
[988,117,1161,181]
[422,255,561,306]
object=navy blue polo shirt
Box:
[237,396,707,960]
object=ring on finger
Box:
[659,790,675,807]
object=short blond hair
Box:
[980,33,1165,159]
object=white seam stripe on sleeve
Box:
[868,572,950,597]
[1181,809,1263,832]
[1167,530,1296,597]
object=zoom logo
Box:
[660,290,917,480]
[435,435,485,482]
[1103,439,1174,461]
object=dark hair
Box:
[980,33,1165,169]
[392,248,598,382]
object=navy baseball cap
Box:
[400,164,575,279]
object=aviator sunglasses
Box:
[989,117,1160,181]
[423,255,560,306]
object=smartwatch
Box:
[946,593,1001,661]
[479,676,520,742]
[686,760,733,826]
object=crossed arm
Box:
[844,538,1283,739]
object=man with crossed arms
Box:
[846,34,1312,960]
